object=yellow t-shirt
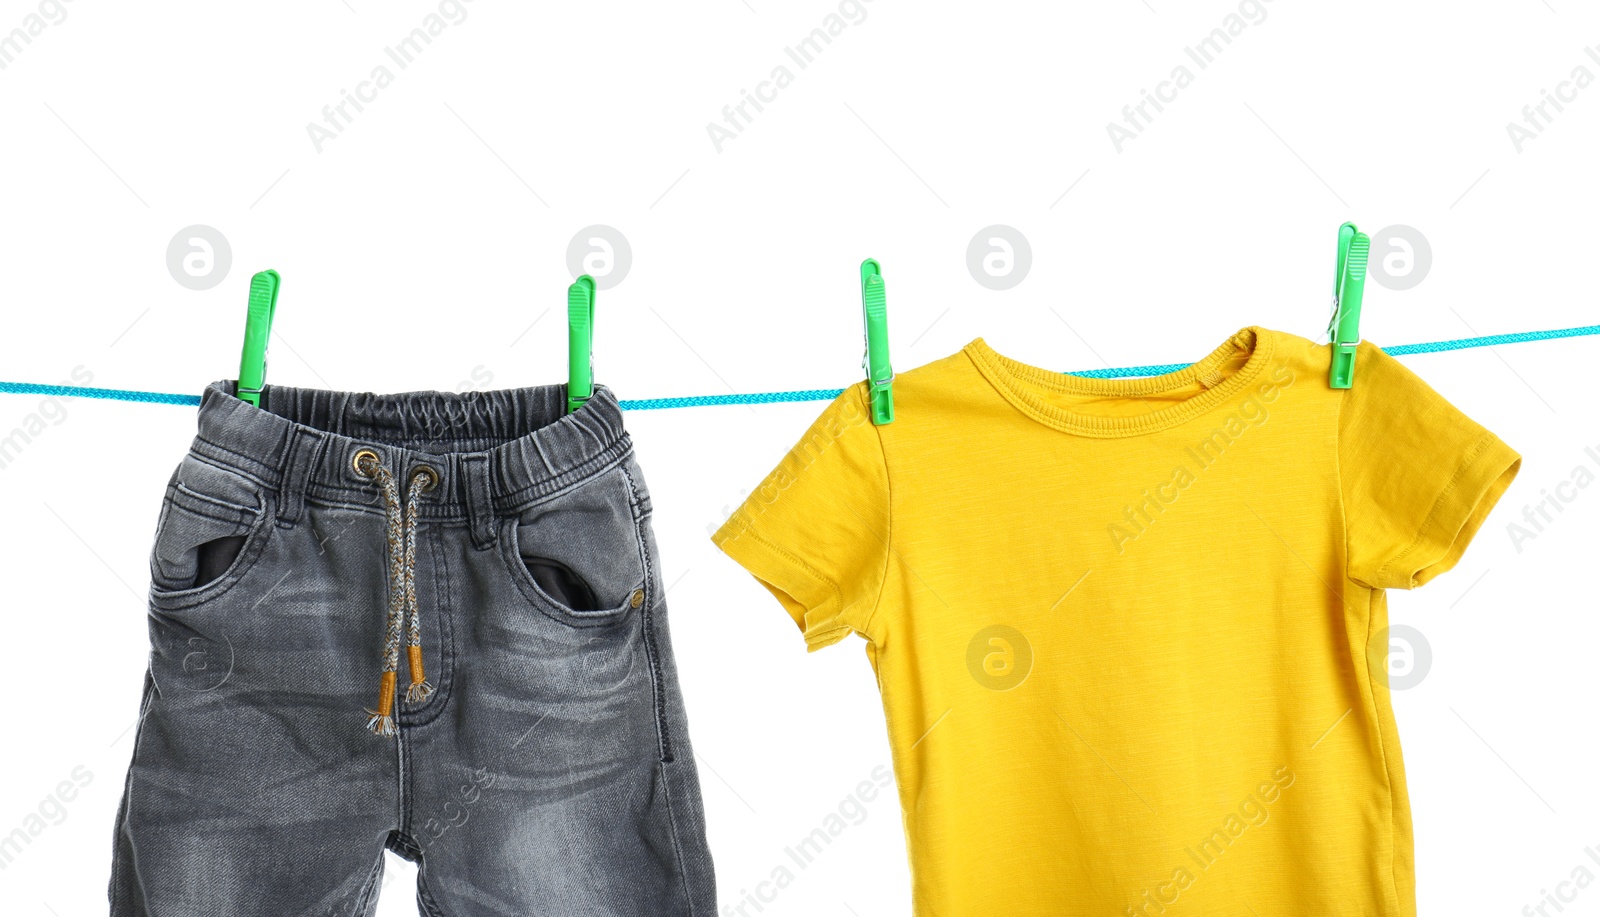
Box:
[713,327,1520,917]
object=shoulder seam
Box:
[1335,375,1355,589]
[863,385,892,642]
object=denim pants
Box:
[110,381,717,917]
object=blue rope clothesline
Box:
[1,324,1596,412]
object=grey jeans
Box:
[109,381,717,917]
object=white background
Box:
[2,1,1598,915]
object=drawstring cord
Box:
[354,450,436,737]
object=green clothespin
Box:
[860,258,894,425]
[1327,223,1370,389]
[567,274,596,414]
[237,269,280,407]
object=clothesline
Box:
[1,324,1596,412]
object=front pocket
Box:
[499,514,647,628]
[496,467,653,628]
[148,456,273,607]
[523,557,602,611]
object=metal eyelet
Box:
[411,465,440,493]
[352,449,381,477]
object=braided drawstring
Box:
[400,475,434,706]
[354,451,436,737]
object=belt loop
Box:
[277,427,325,528]
[461,453,497,550]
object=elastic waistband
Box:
[190,381,632,524]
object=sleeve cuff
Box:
[1382,431,1522,590]
[712,513,854,651]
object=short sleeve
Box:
[712,385,890,650]
[1339,342,1521,590]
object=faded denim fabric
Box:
[110,382,717,917]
